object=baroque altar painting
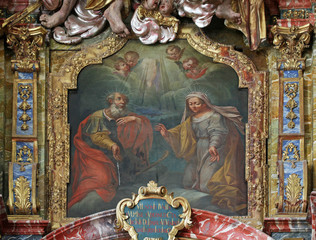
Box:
[67,39,249,218]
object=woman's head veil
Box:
[181,92,245,134]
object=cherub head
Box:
[142,0,160,10]
[183,57,199,70]
[114,58,130,73]
[159,0,174,17]
[166,45,183,61]
[124,51,140,68]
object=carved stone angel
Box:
[40,0,265,49]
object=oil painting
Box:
[67,40,248,218]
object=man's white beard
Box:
[110,104,130,118]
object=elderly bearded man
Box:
[68,92,153,209]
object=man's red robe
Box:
[68,113,153,208]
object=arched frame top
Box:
[47,26,268,229]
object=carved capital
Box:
[271,24,313,70]
[7,26,47,72]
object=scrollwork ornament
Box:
[116,181,192,240]
[7,26,46,60]
[139,181,167,197]
[271,24,313,70]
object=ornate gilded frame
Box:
[116,181,192,240]
[47,27,268,229]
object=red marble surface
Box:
[0,195,49,236]
[43,209,273,240]
[42,209,129,240]
[180,209,273,240]
[277,16,315,27]
[7,1,30,13]
[309,191,316,240]
[278,0,312,9]
[0,0,9,8]
[264,217,311,235]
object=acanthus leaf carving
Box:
[14,176,31,215]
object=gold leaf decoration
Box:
[18,84,32,131]
[16,145,33,171]
[282,142,300,168]
[284,173,302,212]
[271,24,313,70]
[14,176,31,215]
[284,83,298,129]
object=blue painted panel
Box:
[18,72,33,79]
[13,141,34,214]
[281,140,301,161]
[283,70,299,78]
[283,161,304,202]
[125,198,183,240]
[283,81,300,134]
[16,83,33,135]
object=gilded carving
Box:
[47,29,267,229]
[284,174,302,212]
[4,8,44,218]
[14,176,31,215]
[246,74,267,222]
[271,24,313,70]
[16,145,33,172]
[7,26,46,60]
[282,142,300,168]
[136,5,179,33]
[284,83,298,129]
[116,181,192,240]
[18,84,32,131]
[6,26,47,72]
[187,29,258,87]
[282,9,307,19]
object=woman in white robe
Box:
[156,92,247,214]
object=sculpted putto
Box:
[131,0,180,44]
[40,0,265,49]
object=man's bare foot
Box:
[40,12,69,28]
[41,0,77,28]
[103,0,130,37]
[215,1,241,24]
